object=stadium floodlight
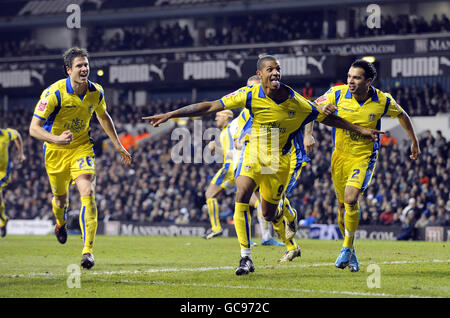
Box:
[362,56,376,63]
[97,69,104,76]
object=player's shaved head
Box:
[217,109,233,119]
[247,75,261,86]
[257,55,278,71]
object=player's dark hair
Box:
[63,47,89,76]
[257,55,277,71]
[351,59,377,81]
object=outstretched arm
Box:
[96,111,132,165]
[397,111,420,160]
[321,114,383,141]
[142,100,224,127]
[303,121,315,156]
[11,129,26,163]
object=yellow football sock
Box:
[337,206,345,237]
[0,202,6,227]
[272,211,297,251]
[282,197,296,223]
[206,197,221,232]
[254,199,260,209]
[79,195,98,255]
[343,202,359,248]
[234,202,252,250]
[52,198,66,227]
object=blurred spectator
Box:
[380,131,397,147]
[414,213,429,228]
[379,203,394,225]
[396,212,416,240]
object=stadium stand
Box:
[1,10,449,57]
[2,81,449,229]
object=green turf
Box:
[0,235,448,298]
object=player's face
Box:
[347,66,371,95]
[258,59,281,90]
[67,56,90,84]
[215,114,229,128]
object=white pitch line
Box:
[3,259,448,298]
[89,278,440,298]
[3,259,449,279]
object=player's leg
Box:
[281,162,304,241]
[336,155,375,271]
[260,171,300,262]
[343,186,361,272]
[234,175,257,275]
[53,192,69,244]
[70,146,97,269]
[331,152,354,269]
[0,190,8,238]
[204,182,223,238]
[251,192,283,246]
[75,173,97,269]
[45,148,71,244]
[337,201,345,237]
[343,186,361,249]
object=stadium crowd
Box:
[2,84,449,234]
[1,11,448,58]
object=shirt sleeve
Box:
[384,93,403,118]
[219,86,248,110]
[5,128,18,141]
[313,87,337,123]
[33,88,59,121]
[95,84,107,115]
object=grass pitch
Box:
[0,235,448,298]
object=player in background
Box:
[203,109,235,239]
[0,127,26,237]
[29,47,131,269]
[315,59,420,272]
[143,55,382,276]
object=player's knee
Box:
[344,193,359,206]
[235,188,252,203]
[54,194,68,208]
[263,212,275,222]
[205,189,217,200]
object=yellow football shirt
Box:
[220,83,325,165]
[315,85,402,157]
[218,122,234,164]
[33,77,107,150]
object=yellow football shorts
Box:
[285,160,307,195]
[43,142,96,196]
[0,162,12,189]
[235,141,290,204]
[331,150,378,203]
[211,161,235,190]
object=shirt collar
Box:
[258,82,295,100]
[345,85,379,102]
[66,76,97,93]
